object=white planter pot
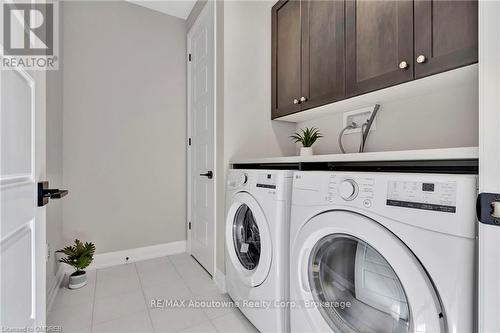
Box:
[300,147,313,156]
[68,271,88,289]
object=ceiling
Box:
[127,1,197,20]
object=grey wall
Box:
[62,1,187,254]
[297,82,478,154]
[46,2,64,296]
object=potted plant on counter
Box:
[290,127,323,156]
[57,239,95,289]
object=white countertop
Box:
[230,147,479,164]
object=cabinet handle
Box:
[293,99,300,105]
[416,55,427,64]
[300,96,307,102]
[399,61,409,69]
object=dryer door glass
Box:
[309,234,410,333]
[233,204,261,270]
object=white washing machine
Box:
[225,169,293,333]
[289,171,477,333]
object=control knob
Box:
[339,179,358,201]
[240,173,248,185]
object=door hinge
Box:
[188,222,192,230]
[477,192,500,226]
[188,53,192,62]
[188,138,191,146]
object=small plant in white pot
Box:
[57,239,95,289]
[290,127,323,156]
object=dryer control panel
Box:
[386,180,457,213]
[292,171,477,239]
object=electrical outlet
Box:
[343,106,378,134]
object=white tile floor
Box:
[48,253,259,333]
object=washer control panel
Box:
[256,173,276,189]
[386,180,457,213]
[328,175,375,204]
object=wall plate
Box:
[342,105,378,134]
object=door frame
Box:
[186,0,217,276]
[478,1,500,331]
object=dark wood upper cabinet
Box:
[414,0,478,79]
[271,0,302,119]
[300,0,345,110]
[345,0,414,97]
[271,0,478,119]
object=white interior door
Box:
[478,1,500,332]
[0,66,46,329]
[188,1,215,276]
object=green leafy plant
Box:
[57,239,95,274]
[290,127,323,147]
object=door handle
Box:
[200,171,213,179]
[38,181,69,207]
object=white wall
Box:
[45,2,64,297]
[46,67,63,291]
[219,0,296,271]
[62,2,187,254]
[223,0,295,161]
[297,81,478,154]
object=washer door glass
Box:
[233,204,261,270]
[309,234,410,333]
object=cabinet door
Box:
[300,0,345,111]
[414,0,478,79]
[271,0,302,119]
[345,0,414,97]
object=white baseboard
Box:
[46,264,66,313]
[213,268,226,293]
[88,240,187,270]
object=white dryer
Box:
[225,169,293,332]
[290,171,477,333]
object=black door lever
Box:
[200,171,213,179]
[38,181,69,207]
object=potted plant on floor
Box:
[290,127,323,156]
[57,239,96,289]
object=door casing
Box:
[478,1,500,331]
